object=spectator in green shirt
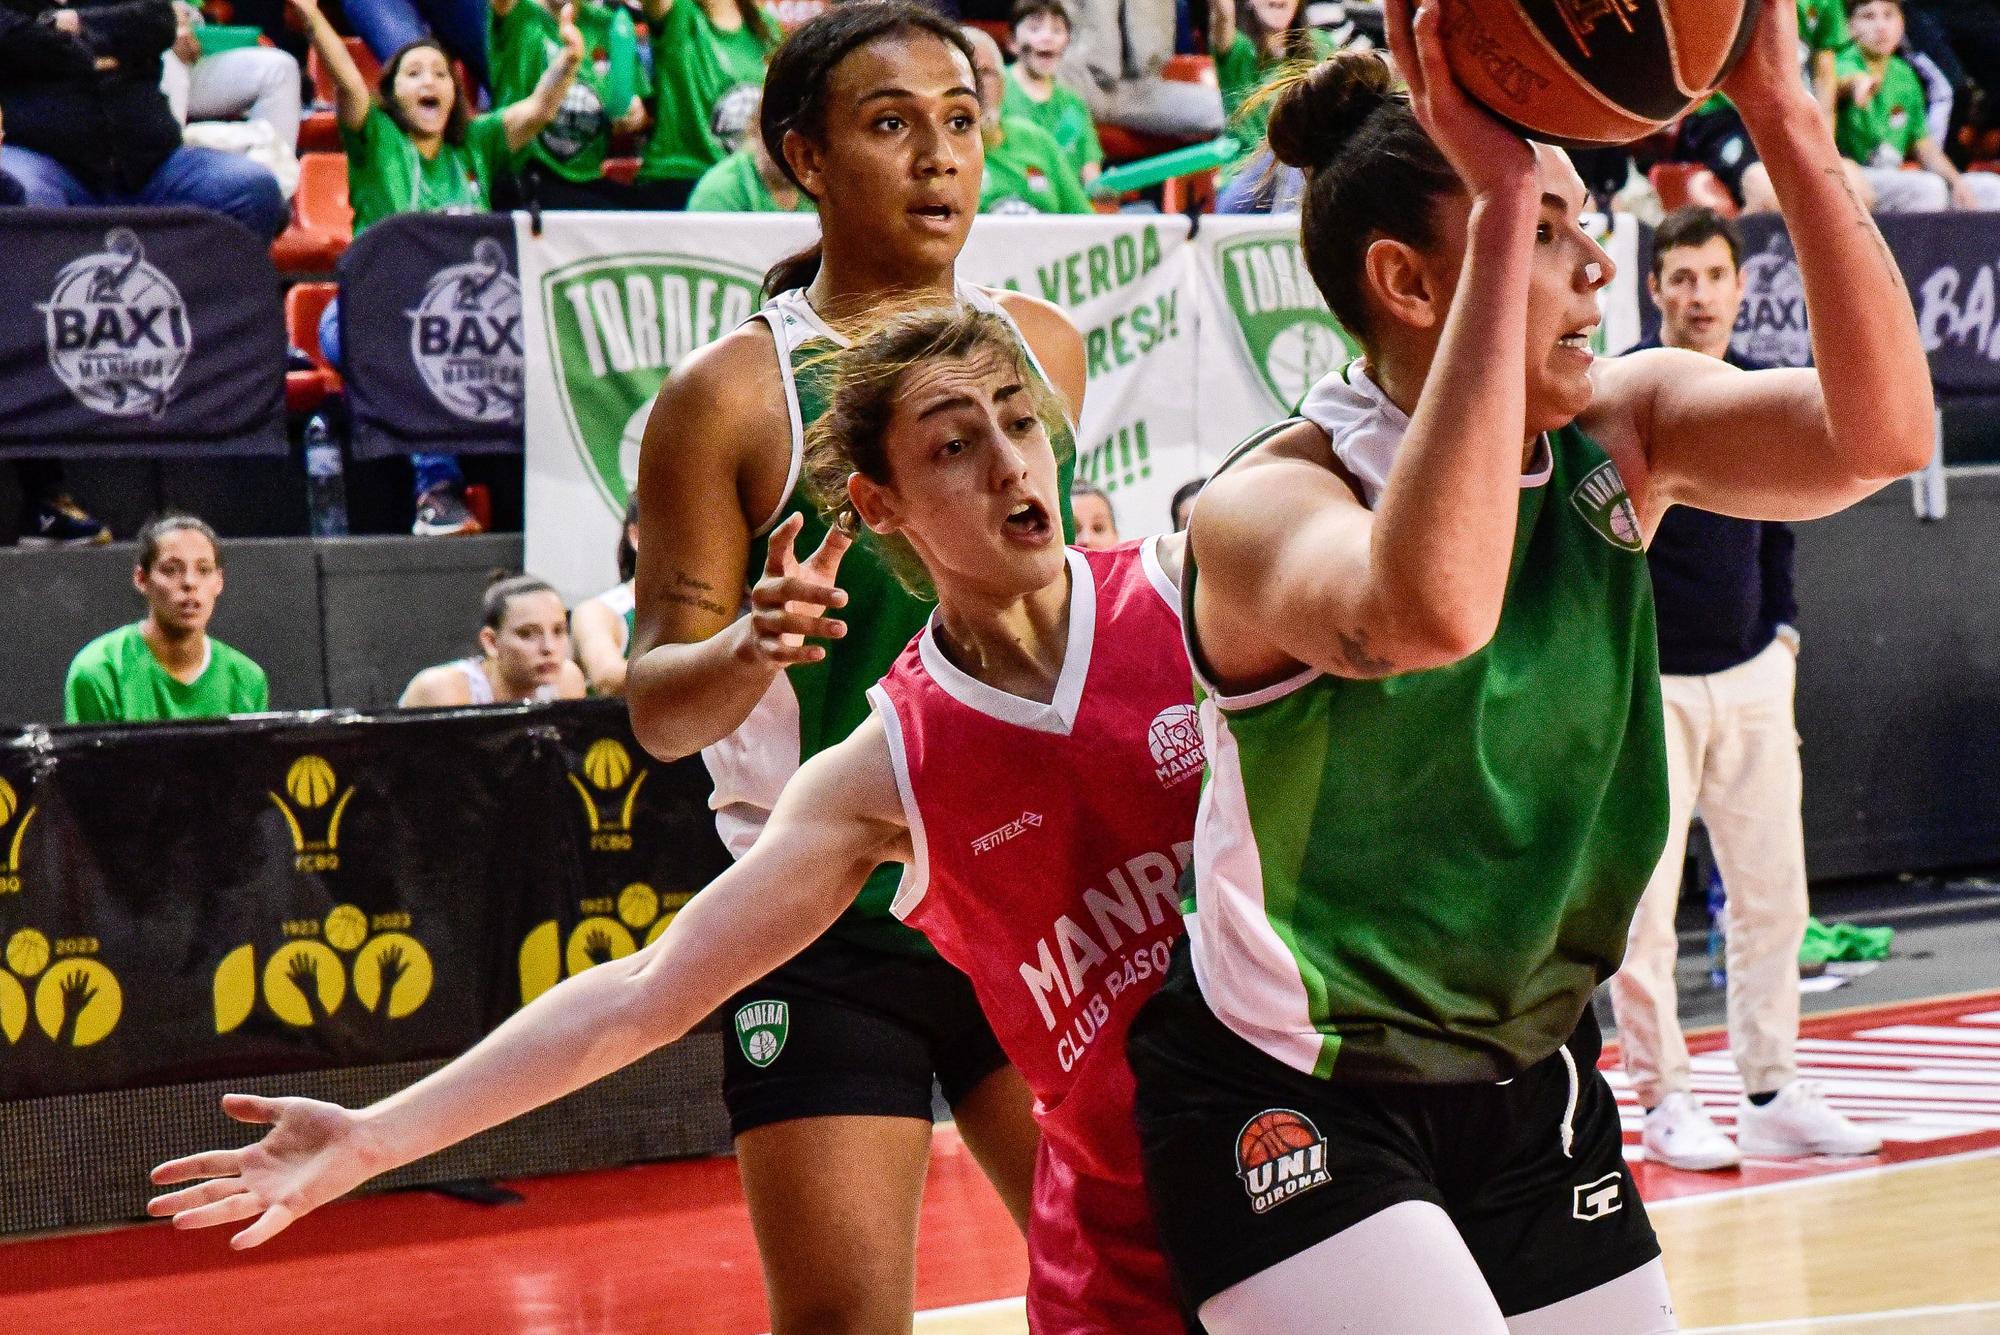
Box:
[635,0,783,208]
[1209,0,1335,184]
[297,0,581,537]
[964,24,1090,214]
[1839,0,2000,210]
[64,515,269,724]
[687,98,816,210]
[489,0,652,208]
[1001,0,1102,188]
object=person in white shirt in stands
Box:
[402,574,588,706]
[571,497,640,697]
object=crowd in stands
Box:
[4,0,2000,553]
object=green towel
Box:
[196,25,266,54]
[1800,917,1893,966]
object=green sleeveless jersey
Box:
[1184,397,1668,1082]
[699,284,1077,954]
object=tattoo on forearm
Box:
[1336,626,1395,677]
[1831,164,1904,288]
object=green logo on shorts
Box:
[1569,458,1644,552]
[734,999,789,1068]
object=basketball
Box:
[1237,1110,1320,1167]
[1440,0,1764,147]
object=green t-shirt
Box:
[64,624,269,725]
[639,0,780,182]
[1697,0,1848,114]
[1213,28,1336,179]
[686,148,816,212]
[1001,65,1103,180]
[980,117,1093,215]
[488,0,646,183]
[1835,47,1930,167]
[341,104,514,234]
[1184,411,1667,1082]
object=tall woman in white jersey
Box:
[1130,3,1936,1332]
[618,5,1087,1328]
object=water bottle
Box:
[304,415,348,537]
[1706,861,1728,989]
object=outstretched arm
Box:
[289,0,372,132]
[500,3,584,153]
[1598,0,1932,525]
[149,721,908,1248]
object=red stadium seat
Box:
[1649,162,1738,218]
[284,281,343,416]
[602,156,641,185]
[271,152,354,275]
[300,39,380,152]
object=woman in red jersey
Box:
[150,305,1200,1335]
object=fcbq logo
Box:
[409,237,524,424]
[0,780,124,1050]
[570,737,646,852]
[516,881,692,1004]
[213,903,434,1033]
[40,228,192,418]
[269,755,356,874]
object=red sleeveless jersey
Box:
[868,541,1202,1334]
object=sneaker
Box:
[18,494,112,548]
[412,485,483,537]
[1737,1080,1883,1158]
[1641,1091,1742,1171]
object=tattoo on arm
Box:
[662,570,732,619]
[1833,164,1904,288]
[1335,626,1395,677]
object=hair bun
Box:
[1266,49,1397,173]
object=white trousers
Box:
[160,47,303,147]
[1862,164,2000,212]
[1611,638,1809,1109]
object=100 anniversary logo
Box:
[0,775,125,1049]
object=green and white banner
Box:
[519,213,1197,601]
[520,210,1642,601]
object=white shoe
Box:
[1737,1080,1883,1157]
[1642,1091,1742,1171]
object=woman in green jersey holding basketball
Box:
[1130,2,1932,1332]
[624,5,1087,1329]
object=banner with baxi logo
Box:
[517,213,1201,601]
[0,207,284,458]
[0,701,726,1103]
[340,213,525,460]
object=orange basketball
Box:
[1238,1110,1320,1168]
[1440,0,1764,147]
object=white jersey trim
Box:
[867,684,931,920]
[750,300,809,539]
[1140,535,1181,617]
[700,670,803,859]
[1188,702,1326,1074]
[916,547,1096,735]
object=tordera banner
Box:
[518,211,1643,601]
[0,701,729,1101]
[0,207,284,458]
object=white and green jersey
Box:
[582,579,635,656]
[1183,366,1669,1083]
[699,282,1076,953]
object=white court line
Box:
[910,1296,1027,1328]
[1645,1146,2000,1210]
[1682,1299,2000,1332]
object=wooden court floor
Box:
[4,991,1997,1334]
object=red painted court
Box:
[7,991,1999,1334]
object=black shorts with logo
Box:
[1127,944,1659,1316]
[720,927,1011,1137]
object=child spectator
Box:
[1002,0,1102,188]
[489,0,650,208]
[402,574,588,705]
[1840,0,2000,210]
[1070,480,1119,549]
[686,102,814,211]
[634,0,782,210]
[296,0,581,536]
[63,514,268,724]
[965,25,1091,213]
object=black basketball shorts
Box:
[1128,944,1661,1316]
[720,927,1011,1137]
